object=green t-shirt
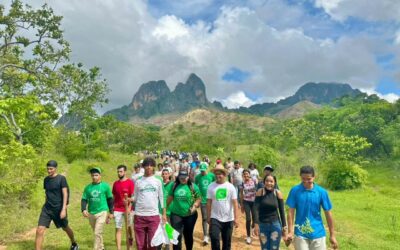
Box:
[195,172,216,204]
[169,183,201,217]
[82,182,112,215]
[164,181,174,216]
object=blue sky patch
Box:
[376,77,400,95]
[222,67,251,83]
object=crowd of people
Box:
[34,153,338,250]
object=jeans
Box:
[134,215,160,250]
[259,220,282,250]
[243,200,255,237]
[200,204,208,237]
[209,218,233,250]
[170,212,198,250]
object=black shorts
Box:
[38,206,68,228]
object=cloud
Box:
[221,91,255,108]
[315,0,400,22]
[5,0,393,113]
[361,89,399,103]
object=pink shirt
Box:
[242,179,257,202]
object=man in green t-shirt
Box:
[194,162,215,245]
[81,167,114,250]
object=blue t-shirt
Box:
[286,183,332,239]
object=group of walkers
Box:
[35,154,338,250]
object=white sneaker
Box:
[203,236,209,245]
[246,237,252,244]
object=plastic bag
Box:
[151,222,179,246]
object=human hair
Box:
[243,169,250,175]
[142,157,156,167]
[172,175,192,194]
[117,165,127,171]
[248,163,256,169]
[263,174,278,188]
[300,165,315,177]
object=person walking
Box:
[286,166,338,250]
[35,160,79,250]
[253,174,286,250]
[134,157,167,250]
[194,162,215,245]
[81,167,114,250]
[207,164,239,250]
[248,163,259,184]
[240,169,257,245]
[229,160,244,199]
[112,165,135,250]
[167,169,201,250]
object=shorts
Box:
[114,211,134,229]
[38,206,68,228]
[294,236,326,250]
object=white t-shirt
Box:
[131,172,143,185]
[249,169,259,183]
[134,175,164,216]
[207,181,237,222]
[230,168,244,186]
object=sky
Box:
[3,0,400,111]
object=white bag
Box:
[151,222,179,246]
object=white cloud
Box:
[4,0,390,113]
[221,91,255,108]
[361,88,399,103]
[315,0,400,22]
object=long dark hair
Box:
[172,175,193,194]
[263,174,278,189]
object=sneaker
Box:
[246,237,251,245]
[70,242,79,250]
[203,236,209,245]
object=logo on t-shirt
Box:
[202,179,210,186]
[142,184,156,193]
[177,189,186,196]
[216,188,227,201]
[90,189,101,201]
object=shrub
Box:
[323,159,368,190]
[57,130,86,163]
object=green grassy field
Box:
[2,154,400,250]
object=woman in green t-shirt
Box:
[167,169,201,250]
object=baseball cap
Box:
[90,167,102,174]
[234,160,240,165]
[216,159,222,164]
[46,160,58,167]
[200,162,208,171]
[178,170,189,177]
[263,165,274,172]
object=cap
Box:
[46,160,58,167]
[90,167,102,174]
[178,170,189,177]
[200,162,208,171]
[263,165,274,172]
[216,159,222,164]
[234,160,240,165]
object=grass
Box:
[2,155,400,249]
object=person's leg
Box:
[170,213,184,250]
[243,201,252,237]
[249,201,256,231]
[294,236,310,250]
[268,220,282,250]
[310,237,326,250]
[114,212,124,250]
[134,215,147,250]
[258,223,269,250]
[209,218,222,250]
[62,226,76,244]
[35,226,46,250]
[145,215,161,250]
[93,211,107,250]
[221,221,233,250]
[182,212,198,250]
[36,206,51,250]
[200,204,208,237]
[88,213,97,249]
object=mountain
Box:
[105,73,218,120]
[237,82,362,116]
[275,100,321,119]
[104,74,363,122]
